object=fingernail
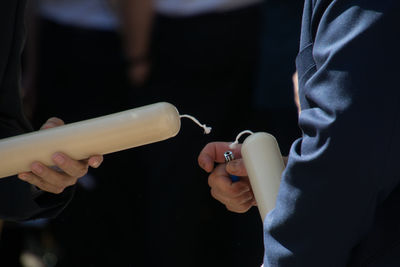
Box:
[90,160,100,168]
[53,153,65,165]
[32,163,44,174]
[41,122,57,130]
[200,161,212,173]
[200,162,208,171]
[18,174,28,180]
[200,157,211,172]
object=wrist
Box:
[126,55,149,68]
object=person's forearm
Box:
[117,0,154,61]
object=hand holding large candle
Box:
[0,102,210,179]
[18,117,103,194]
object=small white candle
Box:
[241,132,285,222]
[0,102,182,179]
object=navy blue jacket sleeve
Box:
[263,0,400,265]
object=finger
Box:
[87,155,103,168]
[226,198,255,213]
[226,159,248,177]
[30,161,78,187]
[211,187,254,206]
[198,142,231,172]
[208,164,251,198]
[210,187,228,204]
[18,172,65,194]
[52,152,88,178]
[212,186,254,205]
[40,117,65,130]
[198,142,242,172]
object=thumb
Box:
[40,117,65,130]
[226,159,248,177]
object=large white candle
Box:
[241,132,285,222]
[0,102,182,179]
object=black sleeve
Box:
[263,0,400,265]
[0,0,74,222]
[0,177,75,221]
[0,0,32,138]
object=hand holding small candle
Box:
[18,117,103,194]
[199,132,286,220]
[198,142,256,213]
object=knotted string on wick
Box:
[180,114,212,134]
[229,130,254,149]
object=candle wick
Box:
[180,115,212,134]
[229,130,254,149]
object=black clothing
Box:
[0,0,73,221]
[142,5,265,267]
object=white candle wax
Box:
[241,132,285,222]
[0,102,181,179]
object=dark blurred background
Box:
[0,0,303,266]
